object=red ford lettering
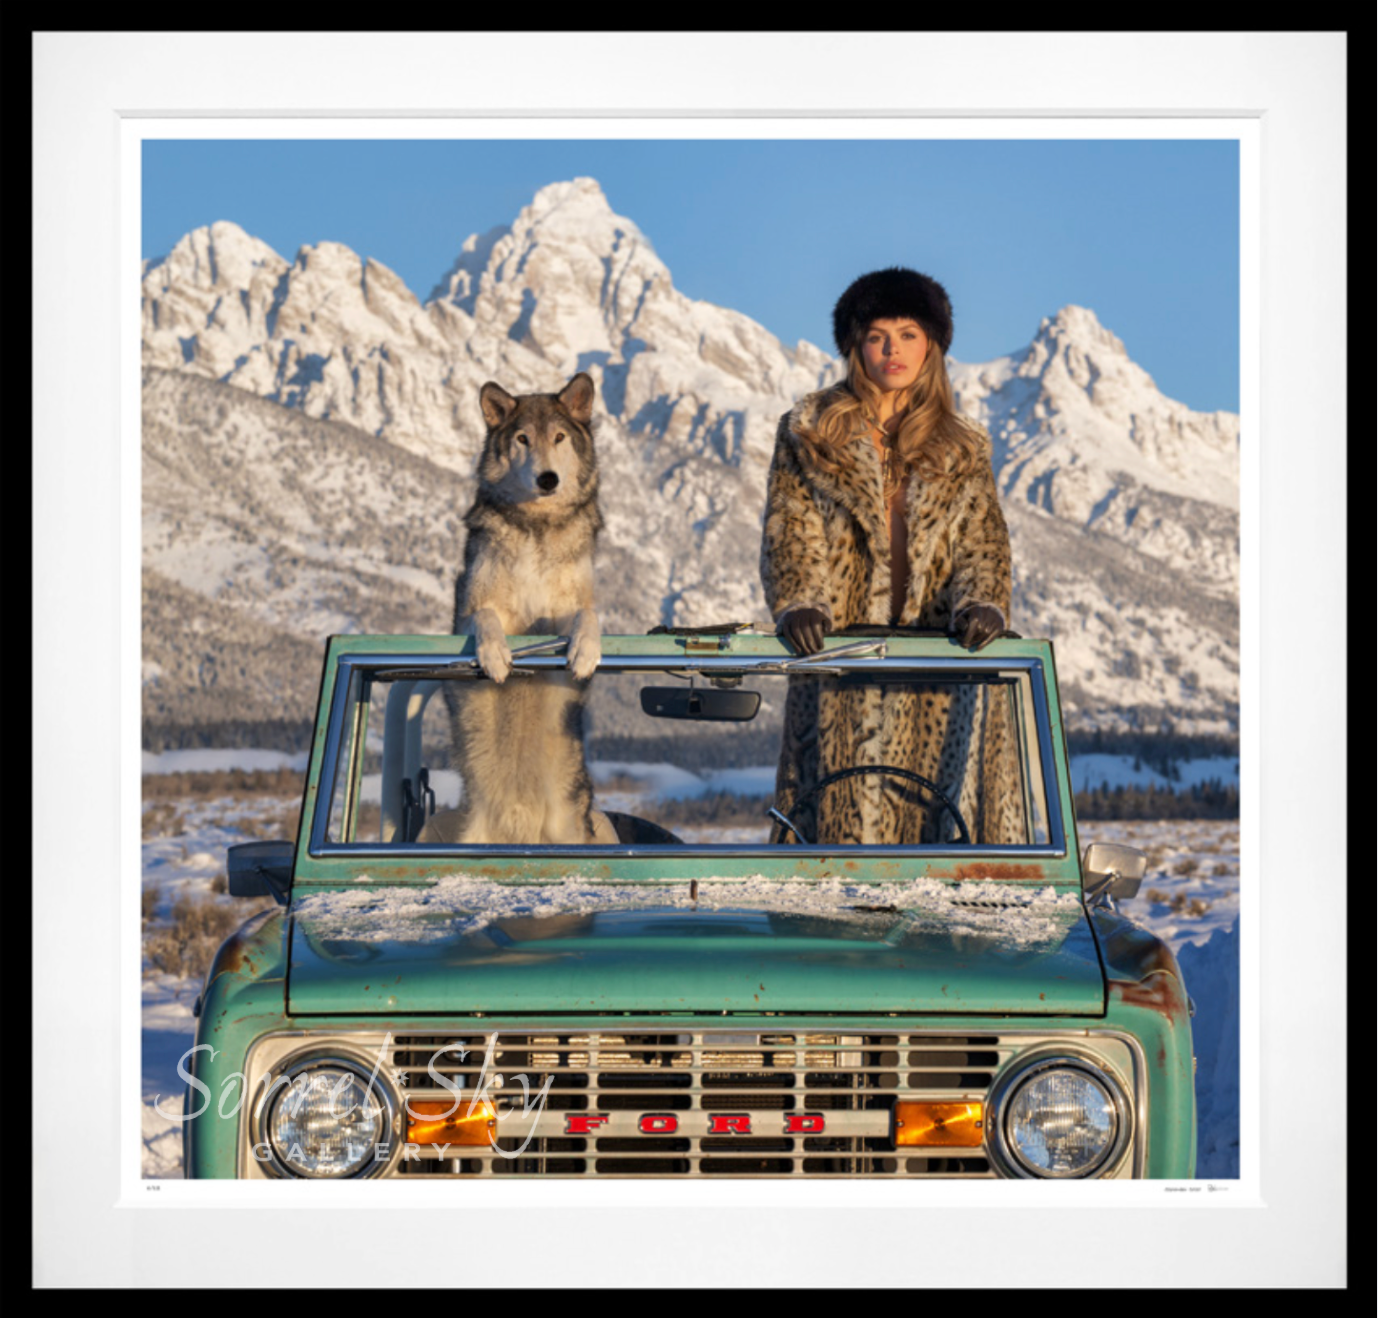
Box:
[707,1114,752,1134]
[565,1114,610,1135]
[638,1114,678,1134]
[785,1113,826,1134]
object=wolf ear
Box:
[556,372,595,425]
[479,381,519,430]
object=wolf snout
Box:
[537,471,560,493]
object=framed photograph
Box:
[32,29,1347,1290]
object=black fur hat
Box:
[832,267,954,358]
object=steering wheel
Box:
[769,764,972,846]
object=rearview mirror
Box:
[640,686,761,722]
[1081,842,1148,901]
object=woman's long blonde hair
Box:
[795,341,986,481]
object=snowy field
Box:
[140,763,1241,1181]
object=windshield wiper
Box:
[778,638,887,665]
[374,638,570,681]
[745,638,889,676]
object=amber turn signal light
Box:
[406,1099,497,1146]
[893,1101,985,1147]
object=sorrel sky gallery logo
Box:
[159,1032,555,1163]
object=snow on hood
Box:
[291,874,1084,947]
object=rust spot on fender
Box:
[1095,909,1190,1025]
[213,934,253,977]
[1111,971,1190,1025]
[207,908,282,979]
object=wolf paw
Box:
[477,637,513,684]
[567,631,602,681]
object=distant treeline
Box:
[1064,730,1238,787]
[1064,729,1238,760]
[1074,779,1239,820]
[142,722,1242,817]
[142,766,305,797]
[143,719,315,753]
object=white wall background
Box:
[32,29,1347,1290]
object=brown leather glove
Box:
[780,606,829,655]
[952,605,1005,650]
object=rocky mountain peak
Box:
[524,175,623,228]
[146,219,287,294]
[1019,303,1147,393]
[1039,304,1128,355]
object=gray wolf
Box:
[418,372,614,846]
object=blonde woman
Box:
[759,267,1018,845]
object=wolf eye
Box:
[516,433,530,446]
[554,432,566,444]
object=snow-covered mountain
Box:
[950,307,1239,596]
[141,177,1239,741]
[142,179,834,471]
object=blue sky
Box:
[143,139,1239,413]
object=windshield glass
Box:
[319,658,1054,851]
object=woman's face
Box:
[859,317,929,393]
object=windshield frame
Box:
[305,646,1069,862]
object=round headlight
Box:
[991,1056,1130,1179]
[263,1059,396,1179]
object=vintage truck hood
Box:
[285,878,1106,1016]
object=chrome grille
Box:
[389,1030,1017,1177]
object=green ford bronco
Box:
[181,631,1195,1180]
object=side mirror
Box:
[640,686,761,721]
[1081,842,1147,902]
[228,840,294,905]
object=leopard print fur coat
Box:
[759,388,1023,846]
